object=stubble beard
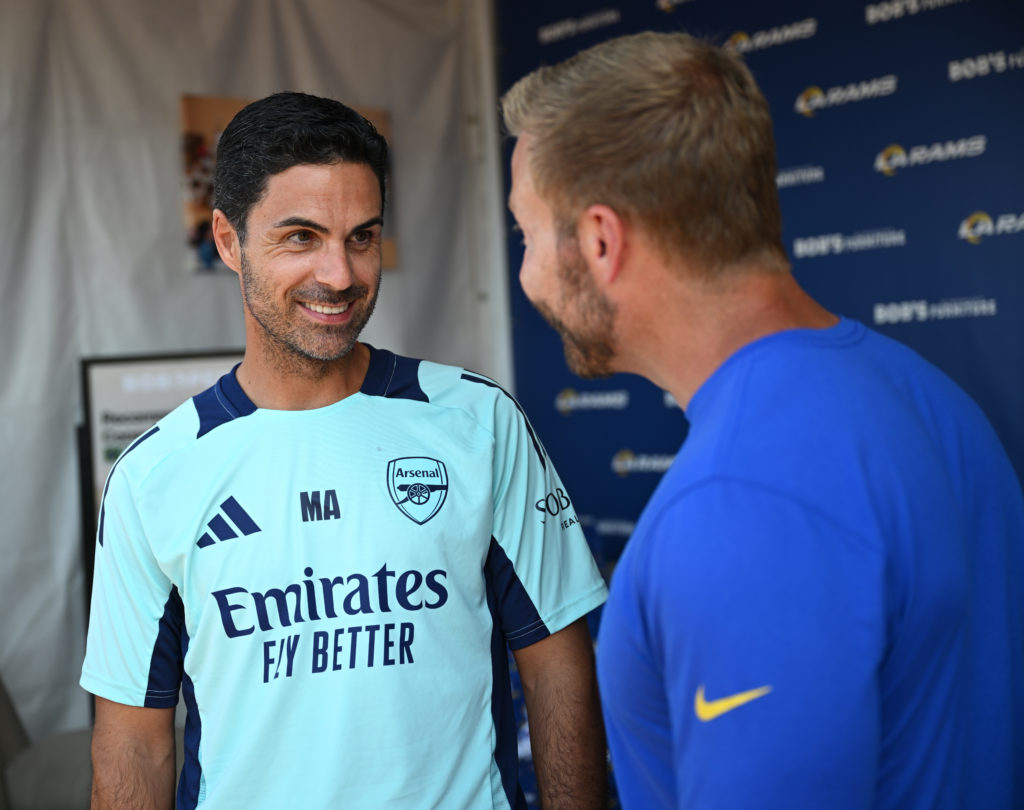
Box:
[534,236,617,380]
[240,251,381,375]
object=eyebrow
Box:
[271,215,384,235]
[352,216,384,233]
[273,216,328,232]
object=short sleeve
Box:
[80,451,184,708]
[601,478,885,809]
[484,392,607,649]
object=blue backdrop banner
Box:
[497,2,1023,805]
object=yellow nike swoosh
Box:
[694,684,772,722]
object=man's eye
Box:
[289,230,314,244]
[351,230,374,246]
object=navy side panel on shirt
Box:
[178,670,202,810]
[144,586,186,708]
[485,538,548,649]
[486,560,530,810]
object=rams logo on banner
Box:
[387,457,449,524]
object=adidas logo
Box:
[197,496,261,548]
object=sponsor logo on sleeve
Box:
[535,487,579,530]
[387,458,449,525]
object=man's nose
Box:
[313,243,354,289]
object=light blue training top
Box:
[82,345,607,809]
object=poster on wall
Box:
[179,94,398,272]
[80,351,244,518]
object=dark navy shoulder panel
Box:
[193,364,257,439]
[361,344,429,402]
[97,425,160,547]
[461,372,547,472]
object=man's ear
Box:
[577,204,625,285]
[211,209,242,274]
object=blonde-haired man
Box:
[504,31,1024,809]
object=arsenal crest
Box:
[387,457,449,524]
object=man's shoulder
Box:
[367,345,522,420]
[108,385,232,485]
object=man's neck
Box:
[235,342,371,410]
[617,261,837,410]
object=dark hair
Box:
[213,92,388,243]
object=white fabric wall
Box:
[0,0,511,740]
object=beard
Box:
[533,235,617,379]
[240,251,381,370]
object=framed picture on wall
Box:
[80,350,244,515]
[78,350,244,607]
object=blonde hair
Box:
[502,31,787,273]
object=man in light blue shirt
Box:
[82,92,608,809]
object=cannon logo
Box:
[958,211,1024,244]
[874,135,986,175]
[387,458,449,524]
[795,75,897,117]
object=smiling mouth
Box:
[304,302,351,315]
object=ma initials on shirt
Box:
[300,489,340,522]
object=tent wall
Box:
[0,0,510,740]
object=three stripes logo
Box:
[196,496,261,548]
